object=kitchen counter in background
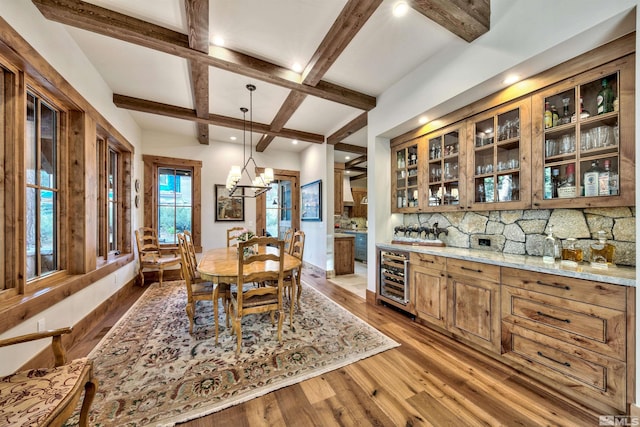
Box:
[334,233,355,275]
[377,242,635,287]
[337,229,367,263]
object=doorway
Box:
[256,169,300,238]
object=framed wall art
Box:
[301,179,322,221]
[215,184,244,222]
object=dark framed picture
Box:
[301,179,322,221]
[215,184,244,222]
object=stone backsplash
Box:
[402,207,636,267]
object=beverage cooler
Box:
[377,250,413,315]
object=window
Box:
[158,167,192,244]
[142,155,202,250]
[97,133,128,261]
[25,91,59,280]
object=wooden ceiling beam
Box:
[345,155,366,168]
[411,0,490,43]
[302,0,382,86]
[256,90,308,152]
[334,142,366,155]
[31,0,376,111]
[113,94,324,144]
[327,112,367,145]
[185,0,210,144]
[350,173,366,182]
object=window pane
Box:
[175,206,192,234]
[25,93,36,185]
[157,167,192,244]
[108,200,116,251]
[40,190,56,275]
[26,187,37,279]
[40,103,56,188]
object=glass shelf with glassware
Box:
[469,100,529,208]
[391,137,424,212]
[533,62,631,206]
[424,126,463,210]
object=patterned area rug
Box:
[65,281,398,426]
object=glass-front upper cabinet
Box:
[426,124,465,211]
[531,57,634,208]
[467,98,531,210]
[391,136,426,212]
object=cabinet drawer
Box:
[447,258,499,282]
[502,267,626,310]
[502,323,626,411]
[502,286,625,360]
[410,252,445,270]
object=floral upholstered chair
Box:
[0,327,97,426]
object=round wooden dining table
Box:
[197,246,302,344]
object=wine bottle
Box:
[596,78,615,114]
[583,160,601,197]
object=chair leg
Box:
[234,317,242,356]
[186,303,195,334]
[213,287,220,345]
[158,268,164,286]
[277,308,283,343]
[296,274,302,308]
[79,377,97,427]
[138,268,145,287]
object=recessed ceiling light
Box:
[503,74,519,85]
[230,136,236,141]
[291,62,303,73]
[393,1,409,17]
[292,139,298,145]
[345,156,351,160]
[418,116,428,125]
[346,170,350,174]
[212,36,225,46]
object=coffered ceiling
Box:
[31,0,489,178]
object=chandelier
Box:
[226,84,274,198]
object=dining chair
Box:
[182,230,199,280]
[177,233,230,337]
[134,227,181,286]
[284,230,305,311]
[0,327,97,427]
[283,228,294,254]
[226,226,245,247]
[229,236,285,356]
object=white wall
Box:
[299,143,329,272]
[0,1,144,374]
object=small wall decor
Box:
[215,184,244,221]
[301,179,322,221]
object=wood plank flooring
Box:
[68,271,602,426]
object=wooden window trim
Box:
[142,155,202,252]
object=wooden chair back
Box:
[135,226,161,258]
[182,230,198,279]
[227,226,245,247]
[291,230,305,262]
[283,228,294,254]
[231,236,285,355]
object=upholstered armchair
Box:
[0,327,97,426]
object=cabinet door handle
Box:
[537,351,571,367]
[536,280,570,291]
[536,311,571,323]
[461,266,482,273]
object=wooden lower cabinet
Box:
[405,254,634,413]
[411,253,447,329]
[501,267,630,413]
[446,259,501,354]
[334,235,354,275]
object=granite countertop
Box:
[377,242,636,287]
[335,228,368,234]
[335,232,356,238]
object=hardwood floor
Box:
[68,271,601,426]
